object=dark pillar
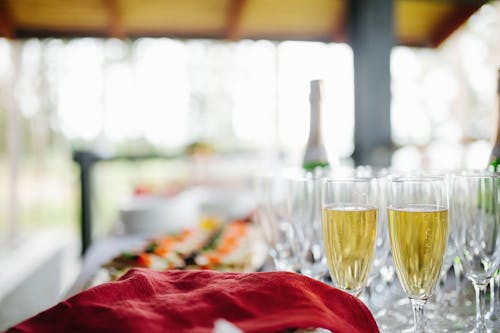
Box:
[73,150,99,256]
[349,0,394,167]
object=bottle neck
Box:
[492,72,500,153]
[307,81,324,146]
[307,96,323,146]
[490,72,500,168]
[495,97,500,145]
[303,80,329,170]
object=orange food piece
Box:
[200,264,212,270]
[178,229,193,241]
[220,237,238,250]
[216,222,248,254]
[228,222,247,237]
[159,238,175,248]
[137,253,152,268]
[154,246,169,256]
[207,254,222,265]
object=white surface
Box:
[119,191,199,236]
[68,234,147,296]
[191,186,256,221]
[0,228,79,331]
[212,319,243,333]
[119,186,257,236]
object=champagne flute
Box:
[255,173,301,272]
[286,174,327,280]
[321,177,379,296]
[451,172,500,332]
[360,170,391,309]
[387,176,449,333]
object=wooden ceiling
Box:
[0,0,488,47]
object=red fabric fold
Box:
[6,268,380,333]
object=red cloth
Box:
[6,268,380,333]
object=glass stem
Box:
[453,259,462,295]
[488,276,496,320]
[410,298,427,333]
[473,281,488,331]
[365,281,372,302]
[434,276,442,303]
[496,272,500,316]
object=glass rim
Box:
[450,170,500,179]
[389,175,446,183]
[322,176,375,183]
[285,176,315,183]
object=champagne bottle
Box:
[489,69,500,172]
[303,80,329,171]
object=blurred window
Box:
[0,1,499,241]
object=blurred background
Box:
[0,0,499,329]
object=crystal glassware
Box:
[387,176,449,333]
[255,173,300,272]
[321,176,379,296]
[451,172,500,332]
[286,174,327,280]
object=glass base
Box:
[373,293,475,332]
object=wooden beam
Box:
[103,0,125,39]
[395,37,433,48]
[331,2,348,43]
[431,4,482,47]
[13,27,339,42]
[0,0,15,38]
[226,0,247,41]
[418,0,486,3]
[15,27,226,40]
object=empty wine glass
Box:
[451,172,500,332]
[387,176,449,333]
[286,174,327,280]
[361,171,391,309]
[255,173,300,272]
[321,176,379,296]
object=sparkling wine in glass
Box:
[387,176,449,333]
[321,177,379,297]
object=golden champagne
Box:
[388,205,449,299]
[322,204,378,296]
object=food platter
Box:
[90,214,268,287]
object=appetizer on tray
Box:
[97,214,267,283]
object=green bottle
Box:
[303,80,330,171]
[489,69,500,172]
